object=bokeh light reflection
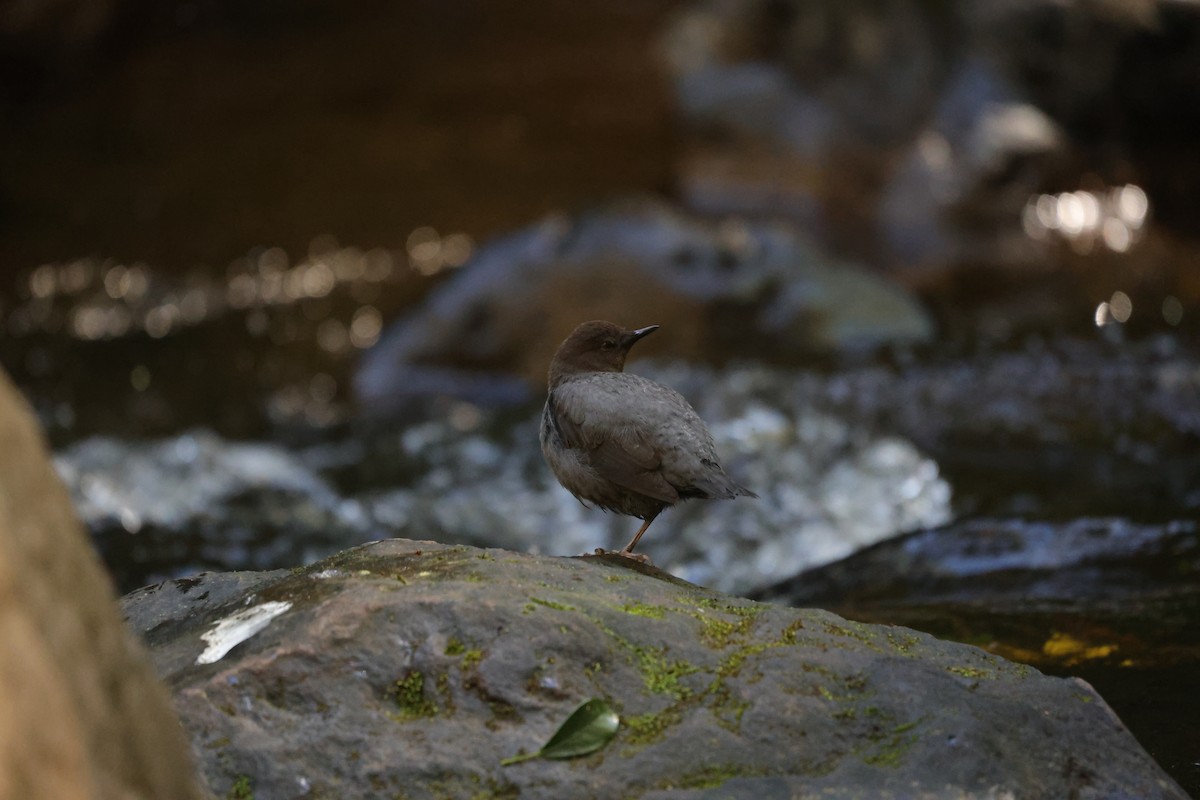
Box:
[1,225,479,435]
[1095,290,1133,327]
[1022,184,1150,254]
[4,223,472,345]
[349,305,382,349]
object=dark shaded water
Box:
[828,609,1200,794]
[1,0,683,446]
[0,0,681,273]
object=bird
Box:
[540,320,757,560]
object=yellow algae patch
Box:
[1041,632,1117,664]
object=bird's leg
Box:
[590,510,660,564]
[620,517,655,555]
[618,507,663,562]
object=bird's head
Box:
[548,320,659,386]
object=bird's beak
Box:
[625,325,660,347]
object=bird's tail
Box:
[687,473,758,501]
[734,483,758,499]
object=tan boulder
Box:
[0,369,206,800]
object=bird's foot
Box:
[592,547,653,566]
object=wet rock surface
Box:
[754,517,1200,795]
[121,539,1188,800]
[756,517,1200,631]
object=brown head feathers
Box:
[547,320,659,387]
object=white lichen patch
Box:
[196,601,292,665]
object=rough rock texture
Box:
[0,368,206,800]
[354,197,933,412]
[121,538,1186,800]
[752,517,1200,797]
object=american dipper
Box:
[540,320,757,559]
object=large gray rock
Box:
[122,538,1187,800]
[752,516,1200,798]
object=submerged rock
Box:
[121,539,1187,800]
[755,517,1200,621]
[354,198,933,413]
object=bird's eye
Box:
[601,340,616,350]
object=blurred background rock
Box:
[1,0,1198,793]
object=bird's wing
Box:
[548,383,680,505]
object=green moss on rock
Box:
[624,707,683,746]
[528,597,577,612]
[633,644,700,698]
[226,775,255,800]
[947,665,992,680]
[389,671,438,719]
[621,602,668,618]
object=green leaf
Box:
[539,698,620,758]
[501,698,619,766]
